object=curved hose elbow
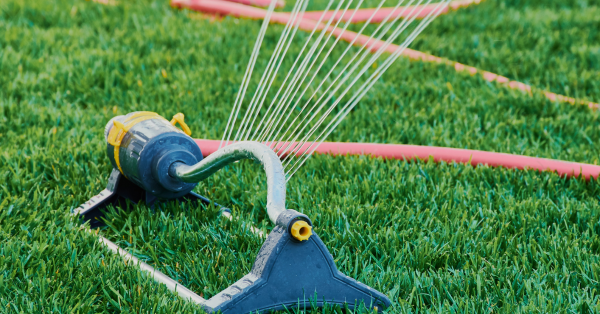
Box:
[170,141,287,224]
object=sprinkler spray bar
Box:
[170,141,288,223]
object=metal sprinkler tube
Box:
[75,112,392,313]
[170,141,287,224]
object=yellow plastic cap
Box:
[290,220,312,241]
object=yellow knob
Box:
[290,221,312,241]
[107,120,126,147]
[170,112,192,136]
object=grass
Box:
[1,0,600,312]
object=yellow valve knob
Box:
[290,220,312,241]
[114,120,125,129]
[170,112,192,136]
[107,120,126,147]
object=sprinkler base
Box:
[74,169,227,228]
[75,169,391,313]
[202,212,392,313]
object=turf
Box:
[1,0,600,312]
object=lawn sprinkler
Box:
[75,111,392,313]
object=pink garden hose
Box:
[221,0,285,8]
[195,139,600,180]
[172,0,598,109]
[301,0,481,23]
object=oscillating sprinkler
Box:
[76,111,391,313]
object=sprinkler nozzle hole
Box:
[290,220,312,241]
[299,227,309,236]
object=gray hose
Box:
[170,141,287,224]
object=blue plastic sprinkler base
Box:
[202,211,392,313]
[75,168,391,313]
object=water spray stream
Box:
[220,0,278,149]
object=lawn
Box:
[1,0,600,312]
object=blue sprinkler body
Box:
[105,111,203,199]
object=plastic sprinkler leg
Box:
[200,210,392,313]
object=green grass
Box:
[2,0,600,312]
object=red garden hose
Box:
[195,139,600,180]
[218,0,285,8]
[171,0,598,109]
[301,0,481,23]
